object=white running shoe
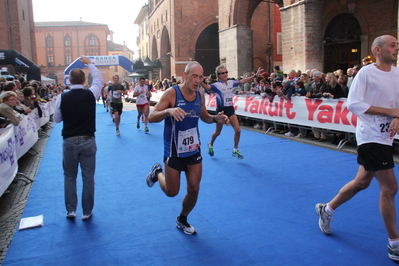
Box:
[388,244,399,261]
[315,203,332,234]
[285,132,295,137]
[116,129,120,136]
[66,211,76,219]
[146,163,162,187]
[82,213,92,221]
[176,216,197,235]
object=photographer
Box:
[14,91,32,115]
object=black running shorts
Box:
[110,102,123,115]
[357,143,394,171]
[164,152,202,172]
[216,106,235,117]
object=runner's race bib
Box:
[177,128,199,153]
[376,115,393,139]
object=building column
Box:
[280,0,324,72]
[219,25,253,79]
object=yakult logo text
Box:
[305,99,357,126]
[244,97,296,119]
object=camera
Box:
[13,106,25,114]
[0,116,10,128]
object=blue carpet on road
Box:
[3,104,398,265]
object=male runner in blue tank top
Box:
[145,61,229,235]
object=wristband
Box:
[213,115,217,123]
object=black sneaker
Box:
[146,163,162,187]
[176,216,197,235]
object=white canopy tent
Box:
[41,75,56,85]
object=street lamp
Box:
[347,0,356,14]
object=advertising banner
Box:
[15,111,39,160]
[0,126,18,195]
[205,94,358,133]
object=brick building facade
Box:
[0,0,37,73]
[35,21,111,85]
[280,0,398,72]
[216,0,399,74]
[137,0,399,79]
[139,0,281,80]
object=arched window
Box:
[85,35,100,56]
[324,14,361,41]
[64,35,71,47]
[88,35,96,46]
[46,35,53,47]
[323,14,362,72]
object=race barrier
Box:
[205,94,358,133]
[149,90,358,133]
[0,100,56,196]
[153,90,399,142]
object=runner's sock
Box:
[155,169,162,176]
[325,203,334,215]
[178,214,187,222]
[389,238,399,248]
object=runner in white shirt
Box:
[201,65,262,159]
[133,77,150,133]
[315,35,399,261]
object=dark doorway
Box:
[323,14,362,73]
[160,27,171,80]
[195,23,219,76]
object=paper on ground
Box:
[18,215,44,230]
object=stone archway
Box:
[195,23,219,76]
[323,14,362,72]
[160,26,171,80]
[218,0,277,78]
[151,37,158,61]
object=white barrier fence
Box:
[151,90,358,133]
[154,90,399,140]
[205,94,358,133]
[0,100,56,196]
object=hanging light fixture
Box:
[347,0,356,14]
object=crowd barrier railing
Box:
[151,90,399,143]
[0,99,56,196]
[149,90,358,133]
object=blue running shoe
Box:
[232,150,244,159]
[208,143,214,156]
